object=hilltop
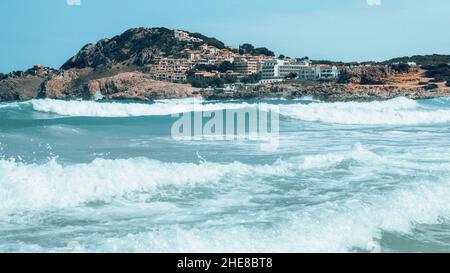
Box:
[60,27,228,70]
[1,27,277,101]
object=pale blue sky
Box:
[1,0,449,72]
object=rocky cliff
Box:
[0,65,56,101]
[0,27,210,101]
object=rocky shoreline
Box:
[1,63,450,103]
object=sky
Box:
[1,0,450,72]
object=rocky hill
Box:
[0,27,224,101]
[0,65,57,101]
[61,27,224,70]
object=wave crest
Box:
[280,97,450,125]
[28,99,249,117]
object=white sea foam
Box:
[299,143,380,169]
[1,143,450,252]
[279,97,450,125]
[0,157,286,216]
[84,176,450,253]
[19,97,450,125]
[0,102,20,109]
[0,144,373,217]
[28,99,251,117]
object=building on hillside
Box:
[262,59,339,81]
[261,59,285,80]
[278,61,313,78]
[174,30,203,43]
[233,57,261,76]
[179,49,202,61]
[193,71,219,79]
[297,65,339,80]
[148,57,193,82]
[297,66,319,80]
[318,65,339,79]
[262,59,312,79]
[179,45,237,66]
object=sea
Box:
[1,96,450,253]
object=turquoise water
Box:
[1,97,450,252]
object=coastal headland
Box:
[1,27,450,102]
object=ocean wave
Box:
[71,177,450,253]
[2,143,450,252]
[0,102,20,109]
[0,157,288,216]
[279,97,450,125]
[0,144,406,216]
[299,143,380,169]
[28,99,251,117]
[0,144,376,216]
[6,97,450,125]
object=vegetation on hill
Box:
[189,32,226,49]
[186,71,235,88]
[240,73,261,84]
[338,66,392,85]
[239,43,275,56]
[61,28,234,70]
[423,63,450,82]
[194,61,234,73]
[311,60,379,66]
[390,63,413,73]
[383,54,450,66]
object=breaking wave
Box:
[92,178,450,253]
[279,97,450,125]
[0,157,285,216]
[2,143,450,252]
[28,99,251,117]
[0,97,448,125]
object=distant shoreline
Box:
[1,28,449,103]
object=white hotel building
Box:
[261,59,339,82]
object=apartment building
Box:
[297,66,319,80]
[262,59,311,79]
[278,63,311,78]
[148,57,193,82]
[318,65,339,79]
[261,59,285,79]
[262,59,339,80]
[233,57,261,76]
[295,65,339,79]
